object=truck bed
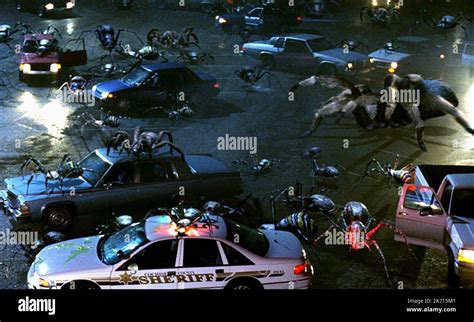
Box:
[416,164,474,190]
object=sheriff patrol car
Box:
[27,213,312,290]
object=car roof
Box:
[145,214,228,241]
[276,33,323,41]
[95,147,183,164]
[445,174,474,189]
[141,62,188,72]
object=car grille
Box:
[31,64,50,72]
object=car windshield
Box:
[224,218,269,256]
[450,189,474,218]
[22,40,38,53]
[121,67,151,86]
[79,152,111,185]
[307,38,333,52]
[100,221,149,265]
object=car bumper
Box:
[455,260,474,287]
[263,277,311,290]
[0,190,31,223]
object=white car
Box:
[28,214,313,290]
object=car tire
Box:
[116,98,132,113]
[225,278,263,291]
[201,3,213,13]
[260,54,275,69]
[43,206,73,231]
[318,64,336,76]
[447,253,460,288]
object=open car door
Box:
[395,184,448,251]
[60,38,87,67]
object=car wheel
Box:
[226,278,262,291]
[447,253,460,288]
[43,207,73,231]
[318,64,336,76]
[201,3,213,13]
[116,98,132,113]
[260,54,275,69]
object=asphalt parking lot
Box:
[0,0,473,289]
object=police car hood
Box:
[33,236,107,276]
[261,230,303,259]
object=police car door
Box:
[110,239,180,289]
[176,238,227,289]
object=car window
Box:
[122,66,151,87]
[139,161,169,183]
[307,38,333,52]
[157,70,183,92]
[284,39,311,54]
[440,182,453,212]
[104,164,136,185]
[450,189,474,219]
[247,8,262,17]
[221,242,254,266]
[180,69,198,83]
[403,185,443,215]
[182,239,223,267]
[79,151,112,185]
[121,239,179,270]
[274,38,284,48]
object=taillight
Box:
[213,83,220,89]
[296,16,302,22]
[294,262,308,275]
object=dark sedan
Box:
[92,63,220,112]
[16,0,75,16]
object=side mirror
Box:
[419,206,434,217]
[127,263,138,274]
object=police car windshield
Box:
[122,67,151,86]
[79,152,111,185]
[224,218,269,256]
[100,222,149,265]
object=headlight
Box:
[92,85,97,92]
[66,1,75,9]
[20,63,31,73]
[101,92,113,99]
[45,3,54,10]
[38,277,50,288]
[50,63,61,73]
[347,62,353,69]
[369,58,375,64]
[390,62,398,69]
[439,53,446,59]
[218,17,227,24]
[458,249,474,264]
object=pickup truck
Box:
[395,165,474,287]
[0,147,243,231]
[368,36,449,75]
[242,34,368,75]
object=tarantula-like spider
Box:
[313,201,413,287]
[362,154,416,185]
[360,4,401,27]
[20,155,86,194]
[147,27,200,50]
[75,112,121,135]
[417,10,472,39]
[177,49,214,65]
[0,22,29,50]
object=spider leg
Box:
[369,239,394,288]
[312,224,334,245]
[379,221,416,258]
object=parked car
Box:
[242,34,368,75]
[0,146,243,231]
[395,164,474,288]
[242,6,302,39]
[368,36,449,75]
[16,0,75,17]
[19,34,87,83]
[27,213,312,289]
[92,63,220,112]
